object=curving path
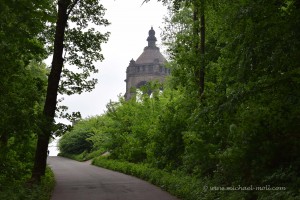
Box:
[48,156,179,200]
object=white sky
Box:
[60,0,168,119]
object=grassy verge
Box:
[92,158,300,200]
[92,157,207,200]
[58,149,105,162]
[58,152,84,161]
[0,167,55,200]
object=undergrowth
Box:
[92,157,208,200]
[0,167,55,200]
[58,149,105,162]
[92,157,300,200]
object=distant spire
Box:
[147,27,157,47]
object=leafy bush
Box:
[58,119,96,154]
[93,157,300,200]
[92,157,206,200]
[0,167,55,200]
[58,148,105,162]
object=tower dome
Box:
[125,27,170,100]
[135,27,166,65]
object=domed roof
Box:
[135,27,167,65]
[135,47,167,64]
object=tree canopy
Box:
[0,0,52,188]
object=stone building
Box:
[125,27,170,100]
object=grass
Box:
[58,149,105,162]
[0,167,55,200]
[92,157,207,200]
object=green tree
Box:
[0,61,48,184]
[0,0,51,183]
[104,84,164,163]
[59,122,93,155]
[31,0,110,181]
[213,1,300,196]
[147,0,206,96]
[156,0,300,198]
[146,88,190,170]
[0,0,52,145]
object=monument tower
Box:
[125,27,170,100]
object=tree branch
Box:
[67,0,80,16]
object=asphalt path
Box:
[48,156,179,200]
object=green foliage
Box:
[103,83,167,163]
[0,60,48,186]
[58,0,110,95]
[0,60,48,188]
[58,146,106,162]
[0,167,55,200]
[0,0,51,145]
[146,88,192,170]
[0,0,53,186]
[58,119,99,154]
[31,0,110,181]
[93,157,206,200]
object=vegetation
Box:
[0,0,109,197]
[32,0,110,182]
[93,157,206,200]
[0,167,55,200]
[1,0,299,199]
[59,0,300,200]
[0,0,54,196]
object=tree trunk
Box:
[31,0,70,182]
[193,0,205,96]
[199,0,205,96]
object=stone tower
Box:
[125,27,170,100]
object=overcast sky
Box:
[59,0,168,120]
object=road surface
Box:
[48,156,179,200]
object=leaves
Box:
[55,1,110,96]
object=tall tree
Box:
[198,0,205,95]
[0,0,51,145]
[144,0,206,96]
[31,0,109,182]
[0,0,52,184]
